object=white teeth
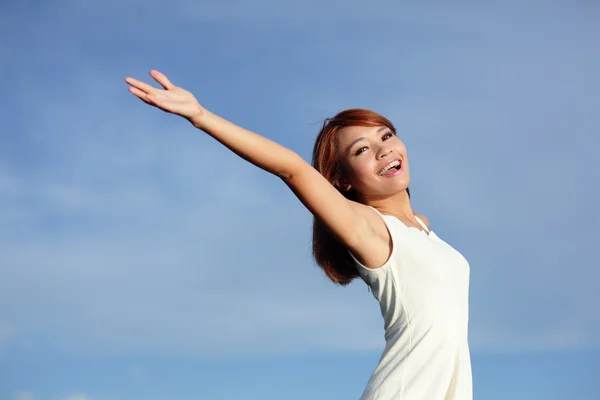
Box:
[378,160,400,175]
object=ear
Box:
[335,166,352,191]
[340,179,352,192]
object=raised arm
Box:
[126,71,300,179]
[125,71,387,263]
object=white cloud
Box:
[13,391,35,400]
[1,0,599,360]
[62,394,94,400]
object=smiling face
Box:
[336,125,410,201]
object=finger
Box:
[150,70,174,90]
[128,86,155,104]
[125,77,156,94]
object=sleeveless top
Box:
[349,207,472,400]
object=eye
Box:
[355,146,368,156]
[382,132,394,140]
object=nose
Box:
[376,146,393,160]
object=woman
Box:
[125,70,472,400]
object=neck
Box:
[361,189,415,220]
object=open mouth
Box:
[378,159,402,176]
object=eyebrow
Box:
[345,126,390,156]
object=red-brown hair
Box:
[311,109,409,285]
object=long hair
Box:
[311,109,409,285]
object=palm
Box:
[125,70,203,120]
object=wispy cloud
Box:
[1,0,599,365]
[62,394,95,400]
[13,391,35,400]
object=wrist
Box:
[187,106,212,129]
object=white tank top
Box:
[350,207,472,400]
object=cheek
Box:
[397,142,407,155]
[346,159,375,183]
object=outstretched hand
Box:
[125,70,205,121]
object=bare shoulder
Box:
[347,202,393,269]
[414,212,430,229]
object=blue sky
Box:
[1,0,599,399]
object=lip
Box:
[377,158,403,176]
[380,164,403,177]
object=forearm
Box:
[190,110,301,179]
